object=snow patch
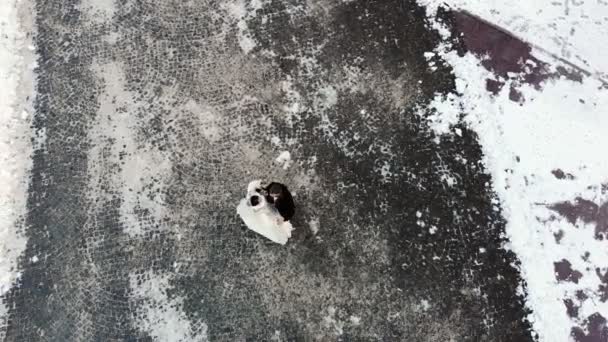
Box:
[423,92,461,136]
[419,0,608,81]
[275,151,292,170]
[419,2,608,341]
[419,299,431,311]
[349,315,361,326]
[0,0,35,325]
[89,62,170,238]
[225,0,267,54]
[270,136,282,146]
[322,306,344,336]
[79,0,116,22]
[130,271,209,341]
[317,85,338,108]
[280,78,305,124]
[308,217,320,235]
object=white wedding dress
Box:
[236,180,293,245]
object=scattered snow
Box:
[224,0,263,54]
[423,90,462,136]
[275,151,292,169]
[238,34,256,54]
[79,0,116,22]
[308,217,320,235]
[270,136,282,146]
[280,78,305,123]
[377,160,393,180]
[322,306,344,336]
[420,299,431,310]
[317,85,338,108]
[130,271,209,341]
[88,62,170,238]
[419,1,608,341]
[237,180,293,245]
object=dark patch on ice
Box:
[509,87,523,102]
[577,290,589,302]
[564,298,579,318]
[597,203,608,240]
[582,251,591,262]
[452,11,547,82]
[554,259,583,284]
[485,78,504,94]
[554,229,564,243]
[552,169,575,180]
[451,10,585,101]
[571,313,608,342]
[596,268,608,303]
[555,65,584,83]
[550,197,597,224]
[549,198,608,240]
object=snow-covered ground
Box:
[129,270,209,341]
[1,0,606,340]
[421,0,608,82]
[0,0,34,298]
[419,1,608,341]
[0,0,35,336]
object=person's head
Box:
[267,183,284,201]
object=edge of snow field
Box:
[0,0,37,335]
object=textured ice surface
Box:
[2,0,539,340]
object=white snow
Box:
[280,78,305,123]
[275,151,292,169]
[308,217,320,235]
[0,0,34,295]
[130,271,209,341]
[0,0,35,337]
[88,62,171,238]
[419,299,431,311]
[322,306,344,336]
[349,315,361,326]
[79,0,116,22]
[237,180,293,245]
[224,0,266,54]
[270,136,282,146]
[419,0,608,81]
[418,1,608,341]
[317,85,338,108]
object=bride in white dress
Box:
[236,180,294,245]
